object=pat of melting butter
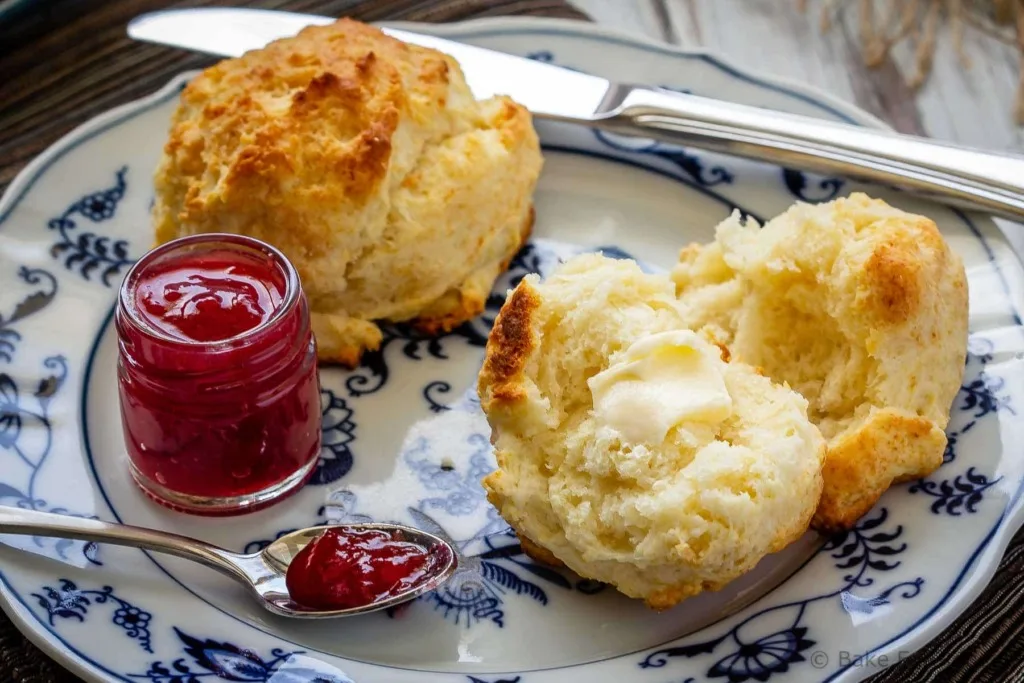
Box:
[587,330,732,445]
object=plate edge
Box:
[0,16,1020,683]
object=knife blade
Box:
[127,7,611,124]
[127,8,1024,221]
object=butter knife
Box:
[128,8,1024,221]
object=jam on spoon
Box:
[0,509,459,619]
[286,527,449,611]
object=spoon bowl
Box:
[0,507,458,619]
[251,523,458,618]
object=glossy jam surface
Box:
[135,255,283,343]
[116,236,321,514]
[285,528,437,610]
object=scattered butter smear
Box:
[587,329,732,445]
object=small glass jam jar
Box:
[116,233,322,515]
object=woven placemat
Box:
[2,1,1024,681]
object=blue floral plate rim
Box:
[0,16,1020,683]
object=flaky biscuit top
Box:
[153,18,542,365]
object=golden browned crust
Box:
[812,409,946,533]
[858,217,948,328]
[863,239,922,326]
[317,340,374,369]
[810,212,964,531]
[515,532,565,568]
[412,206,536,338]
[309,312,383,368]
[160,19,409,240]
[477,279,541,409]
[411,291,488,338]
[153,17,543,366]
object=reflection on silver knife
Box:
[128,7,1024,221]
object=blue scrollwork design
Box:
[713,627,816,682]
[955,337,1013,420]
[423,558,548,628]
[967,336,995,365]
[424,380,453,412]
[908,467,1000,516]
[474,530,607,597]
[400,526,604,628]
[909,337,1010,512]
[47,167,133,286]
[958,374,1014,419]
[0,266,98,562]
[344,324,463,399]
[32,579,153,653]
[639,509,922,680]
[129,627,353,682]
[827,508,905,583]
[0,354,66,482]
[593,129,734,187]
[942,421,975,465]
[782,169,845,203]
[468,676,523,683]
[0,266,57,363]
[410,527,601,628]
[405,434,493,517]
[310,388,355,486]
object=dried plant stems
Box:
[806,0,1023,122]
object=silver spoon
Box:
[0,507,458,619]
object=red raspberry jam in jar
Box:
[116,233,321,515]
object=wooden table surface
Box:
[571,0,1023,153]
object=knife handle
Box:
[600,86,1024,221]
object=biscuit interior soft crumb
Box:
[673,193,969,531]
[479,254,825,609]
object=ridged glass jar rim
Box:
[117,233,301,353]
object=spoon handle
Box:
[0,506,245,581]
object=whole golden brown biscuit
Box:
[672,193,969,532]
[152,18,542,365]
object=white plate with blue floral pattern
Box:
[2,16,1023,683]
